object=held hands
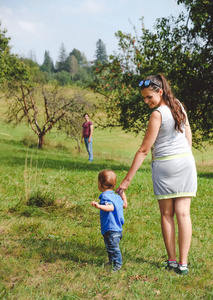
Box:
[116,178,130,196]
[116,187,125,196]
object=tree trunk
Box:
[77,137,81,153]
[38,134,45,149]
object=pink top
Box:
[82,121,93,138]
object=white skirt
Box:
[151,153,197,200]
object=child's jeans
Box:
[103,231,123,269]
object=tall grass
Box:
[0,121,212,299]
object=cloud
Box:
[0,6,15,28]
[16,20,47,40]
[61,0,106,15]
[0,6,14,17]
[80,0,106,14]
[18,21,37,33]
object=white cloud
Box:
[0,6,15,29]
[81,0,106,14]
[61,0,106,15]
[18,21,37,33]
[16,20,47,40]
[0,6,14,17]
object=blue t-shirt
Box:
[99,190,124,235]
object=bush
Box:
[27,190,55,207]
[21,135,38,148]
[53,71,72,86]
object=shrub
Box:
[27,190,55,207]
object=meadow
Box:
[0,118,212,299]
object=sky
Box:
[0,0,187,65]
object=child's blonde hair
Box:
[98,170,116,190]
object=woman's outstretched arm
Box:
[116,110,161,194]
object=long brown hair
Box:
[143,74,186,132]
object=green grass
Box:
[0,121,212,299]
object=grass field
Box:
[0,120,212,300]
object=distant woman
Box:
[116,74,197,275]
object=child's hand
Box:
[91,201,100,209]
[120,191,127,209]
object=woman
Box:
[116,74,197,275]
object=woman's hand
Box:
[116,178,130,195]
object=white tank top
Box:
[152,105,191,159]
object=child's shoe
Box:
[105,261,113,271]
[163,260,178,271]
[112,264,121,272]
[175,264,189,275]
[105,261,113,267]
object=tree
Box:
[94,39,108,63]
[7,84,89,149]
[90,1,213,147]
[153,0,213,146]
[62,49,93,84]
[58,91,94,152]
[69,48,84,66]
[177,0,213,44]
[0,24,93,149]
[74,65,94,85]
[69,55,79,79]
[40,50,54,73]
[53,70,72,86]
[56,43,68,72]
[0,23,31,91]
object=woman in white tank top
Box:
[116,74,197,275]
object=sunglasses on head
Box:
[139,80,161,89]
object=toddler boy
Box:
[91,169,127,271]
